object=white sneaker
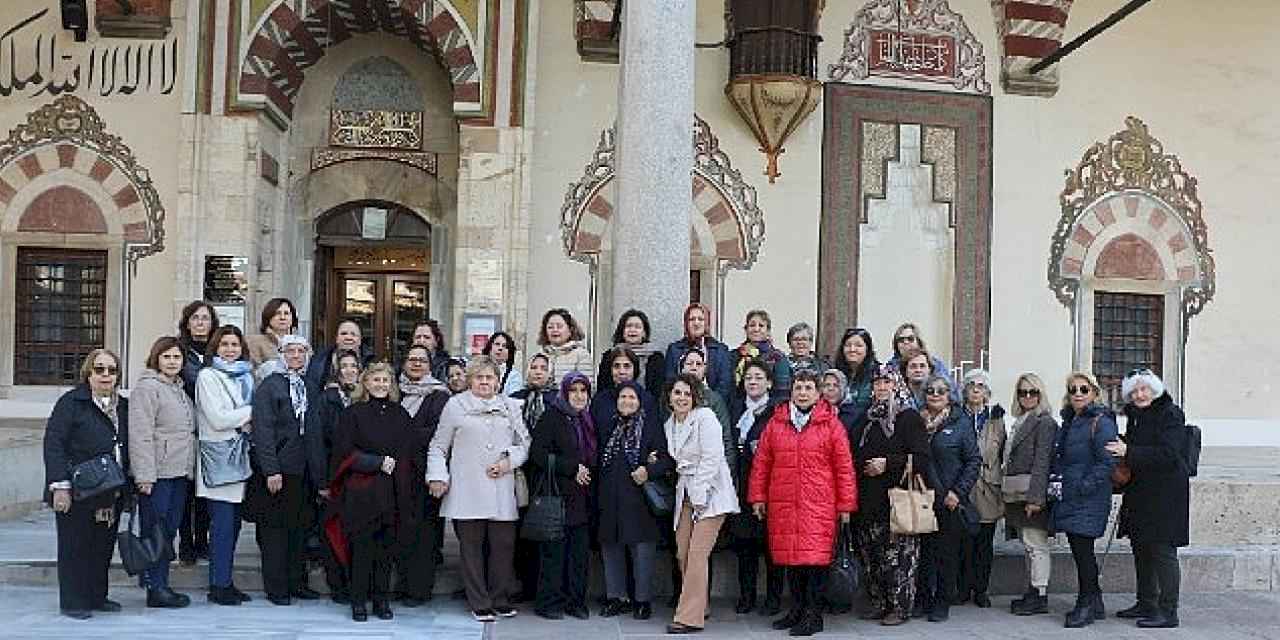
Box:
[495,606,518,618]
[472,609,497,622]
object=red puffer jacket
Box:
[747,400,857,566]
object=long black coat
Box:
[179,338,209,401]
[1119,394,1190,546]
[43,385,131,508]
[729,397,783,541]
[528,406,593,528]
[854,408,934,520]
[250,372,314,478]
[596,412,673,544]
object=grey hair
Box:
[1122,369,1166,401]
[962,368,993,403]
[786,322,815,343]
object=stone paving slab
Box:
[0,585,1276,639]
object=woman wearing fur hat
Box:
[1107,370,1189,629]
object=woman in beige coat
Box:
[665,374,739,634]
[246,297,299,381]
[427,356,530,622]
[537,308,594,387]
[195,325,255,605]
[128,336,196,609]
[959,369,1007,608]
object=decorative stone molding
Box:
[0,95,165,263]
[829,0,990,95]
[238,0,483,122]
[560,117,765,275]
[991,0,1072,97]
[1048,116,1216,334]
[311,147,438,175]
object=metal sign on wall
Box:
[203,255,249,331]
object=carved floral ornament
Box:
[828,0,990,94]
[1048,117,1216,333]
[0,95,165,263]
[559,117,766,276]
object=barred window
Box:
[15,248,108,385]
[1093,291,1163,409]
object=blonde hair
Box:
[1010,372,1053,417]
[1061,370,1102,409]
[465,355,501,382]
[352,362,400,403]
[79,349,122,386]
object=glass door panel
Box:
[391,280,429,365]
[342,278,378,358]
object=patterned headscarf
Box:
[277,334,311,421]
[864,363,910,445]
[552,372,597,466]
[601,381,645,470]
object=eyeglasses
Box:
[92,365,118,375]
[1068,385,1093,396]
[967,381,987,388]
[1016,388,1041,398]
[894,335,917,344]
[924,387,949,397]
[406,357,429,364]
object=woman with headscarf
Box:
[248,334,320,606]
[528,372,597,620]
[591,347,659,433]
[664,303,734,402]
[326,363,417,622]
[509,352,555,602]
[483,332,525,396]
[597,309,667,393]
[854,364,933,626]
[596,381,672,620]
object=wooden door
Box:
[330,272,428,363]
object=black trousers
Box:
[1067,533,1101,595]
[960,522,997,597]
[255,476,308,599]
[537,523,590,613]
[514,507,540,599]
[786,565,823,612]
[398,497,441,600]
[919,509,964,611]
[178,479,210,557]
[349,526,394,605]
[736,538,785,603]
[55,497,120,611]
[1132,541,1180,610]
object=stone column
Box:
[610,0,695,345]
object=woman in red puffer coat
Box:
[748,369,857,637]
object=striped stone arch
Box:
[560,117,765,274]
[991,0,1073,96]
[1057,193,1202,286]
[238,0,482,122]
[0,96,164,263]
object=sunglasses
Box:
[1068,385,1093,396]
[1016,388,1041,398]
[967,381,987,388]
[92,365,118,375]
[894,335,918,344]
[924,387,949,397]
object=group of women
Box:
[43,299,1192,634]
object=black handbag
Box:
[520,454,565,542]
[70,453,126,501]
[199,432,252,487]
[117,503,176,576]
[823,523,861,607]
[642,477,675,518]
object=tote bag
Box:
[888,454,937,535]
[519,454,565,542]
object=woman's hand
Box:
[266,474,283,494]
[136,481,154,495]
[630,466,649,486]
[647,451,659,464]
[52,489,71,513]
[840,511,851,524]
[486,458,511,479]
[428,481,449,498]
[1105,440,1127,457]
[944,491,960,511]
[1025,503,1042,518]
[752,503,766,520]
[864,457,887,477]
[575,464,592,486]
[381,457,397,475]
[318,489,331,500]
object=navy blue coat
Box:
[664,337,734,402]
[927,406,982,526]
[43,385,131,507]
[1049,403,1118,538]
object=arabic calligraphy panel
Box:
[329,110,424,150]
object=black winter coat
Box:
[304,386,349,489]
[528,406,593,527]
[731,397,784,541]
[1119,394,1190,546]
[304,345,376,390]
[596,412,673,544]
[179,338,210,401]
[596,350,667,396]
[43,385,131,507]
[250,372,315,478]
[926,406,982,527]
[854,408,934,520]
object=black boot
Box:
[789,609,824,637]
[1090,593,1106,620]
[351,603,368,622]
[1064,595,1094,628]
[147,587,191,609]
[1137,608,1179,628]
[373,600,394,620]
[1117,601,1158,619]
[734,595,756,614]
[771,607,805,630]
[927,603,950,622]
[1014,594,1048,616]
[207,586,242,606]
[1010,587,1037,612]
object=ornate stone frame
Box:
[828,0,991,95]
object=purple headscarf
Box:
[553,372,597,466]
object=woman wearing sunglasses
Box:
[1050,372,1119,629]
[1002,373,1058,616]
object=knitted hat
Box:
[1121,368,1165,400]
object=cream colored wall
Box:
[525,0,1280,431]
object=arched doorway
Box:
[312,200,432,363]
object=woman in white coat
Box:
[665,373,739,634]
[427,356,530,622]
[195,326,255,606]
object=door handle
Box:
[384,335,392,359]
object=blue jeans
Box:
[207,499,242,588]
[140,477,188,590]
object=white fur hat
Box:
[1121,368,1165,401]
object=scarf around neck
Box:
[737,394,769,444]
[212,356,254,404]
[924,406,950,434]
[399,372,446,417]
[552,372,597,466]
[789,402,815,432]
[601,381,645,470]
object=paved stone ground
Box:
[0,585,1275,639]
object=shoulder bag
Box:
[888,454,937,535]
[519,453,565,542]
[1090,416,1131,491]
[642,476,675,517]
[70,453,126,501]
[199,374,253,487]
[117,502,176,576]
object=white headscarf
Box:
[277,334,311,421]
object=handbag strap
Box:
[536,453,559,497]
[899,453,914,488]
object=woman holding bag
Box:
[195,325,255,606]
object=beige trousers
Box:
[673,504,725,628]
[1021,525,1052,594]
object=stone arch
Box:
[1063,193,1202,286]
[560,117,765,274]
[238,0,483,122]
[0,96,165,262]
[17,186,107,234]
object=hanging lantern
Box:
[724,0,824,183]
